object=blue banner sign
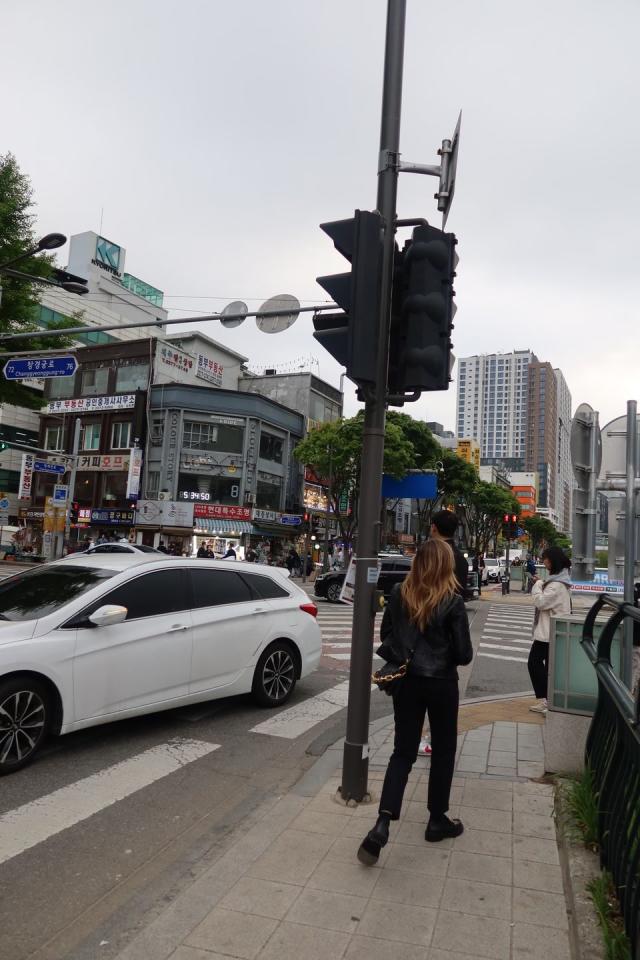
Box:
[381,472,438,500]
[280,515,302,526]
[3,356,77,380]
[90,509,134,526]
[33,460,66,475]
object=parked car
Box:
[483,557,501,583]
[315,555,413,603]
[0,555,321,774]
[67,543,162,557]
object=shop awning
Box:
[194,519,253,535]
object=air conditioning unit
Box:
[158,491,171,501]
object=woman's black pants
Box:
[528,640,549,699]
[378,675,459,820]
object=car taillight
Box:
[300,602,318,618]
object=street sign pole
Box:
[622,400,637,688]
[341,0,406,803]
[62,418,82,556]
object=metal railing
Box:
[582,594,640,959]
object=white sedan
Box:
[0,555,321,774]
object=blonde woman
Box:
[358,538,473,865]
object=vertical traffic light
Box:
[70,501,79,525]
[314,210,383,386]
[388,223,458,398]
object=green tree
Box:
[0,153,74,409]
[524,514,558,555]
[294,413,414,550]
[461,482,520,554]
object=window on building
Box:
[115,363,149,393]
[146,471,160,498]
[256,473,282,511]
[48,376,75,400]
[150,420,163,446]
[0,470,19,494]
[111,422,132,450]
[81,368,109,396]
[45,426,64,450]
[178,473,241,504]
[259,432,284,464]
[82,424,101,450]
[102,471,127,502]
[183,420,244,454]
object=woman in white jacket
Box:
[528,547,572,713]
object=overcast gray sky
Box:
[3,0,639,430]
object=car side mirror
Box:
[88,605,128,628]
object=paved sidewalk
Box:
[113,703,569,960]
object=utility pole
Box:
[323,445,333,573]
[62,418,82,555]
[340,0,406,802]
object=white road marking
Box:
[481,636,531,646]
[250,680,365,739]
[483,626,533,637]
[478,651,529,663]
[0,739,219,867]
[480,642,530,652]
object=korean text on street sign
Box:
[3,356,77,380]
[33,460,66,475]
[53,485,68,503]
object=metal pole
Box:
[62,418,82,554]
[585,410,599,578]
[340,0,406,803]
[323,446,333,573]
[623,400,637,688]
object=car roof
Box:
[48,555,293,578]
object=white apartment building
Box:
[456,350,537,460]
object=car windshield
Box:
[0,566,115,621]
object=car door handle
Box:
[252,607,267,615]
[168,624,189,632]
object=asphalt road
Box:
[0,581,534,960]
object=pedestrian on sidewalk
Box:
[358,538,473,866]
[528,546,572,714]
[430,509,469,598]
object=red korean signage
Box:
[193,503,252,521]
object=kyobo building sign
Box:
[92,236,122,278]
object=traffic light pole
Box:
[62,418,82,556]
[340,0,406,803]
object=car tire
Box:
[0,676,50,776]
[326,582,342,603]
[252,642,298,708]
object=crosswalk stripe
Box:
[250,680,352,739]
[478,651,529,663]
[481,636,531,646]
[483,628,532,638]
[0,739,219,867]
[481,641,529,652]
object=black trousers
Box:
[528,640,549,699]
[378,675,459,820]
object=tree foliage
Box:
[0,153,75,409]
[524,514,560,554]
[461,481,520,554]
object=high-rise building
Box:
[526,361,558,523]
[456,350,537,461]
[555,369,573,534]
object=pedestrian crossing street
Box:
[315,601,383,668]
[477,603,535,664]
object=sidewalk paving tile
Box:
[248,829,335,885]
[517,744,545,762]
[306,857,380,897]
[486,765,518,777]
[356,899,437,946]
[185,908,278,959]
[456,805,513,833]
[170,948,240,960]
[448,850,513,886]
[344,935,428,960]
[385,843,450,877]
[219,877,303,921]
[287,809,349,837]
[513,781,554,797]
[513,922,571,960]
[513,836,560,865]
[517,760,545,778]
[488,750,518,767]
[442,877,512,919]
[462,785,513,811]
[513,858,563,893]
[513,812,556,841]
[455,828,512,859]
[432,909,511,959]
[460,740,490,758]
[490,737,518,753]
[256,921,350,960]
[457,756,489,773]
[371,865,445,908]
[513,794,555,817]
[326,835,391,866]
[284,887,367,933]
[513,888,569,929]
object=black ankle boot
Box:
[425,814,464,843]
[357,815,390,866]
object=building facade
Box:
[239,371,343,432]
[456,350,537,461]
[555,368,573,534]
[456,439,480,470]
[525,361,558,517]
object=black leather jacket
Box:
[378,584,473,680]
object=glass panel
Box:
[111,422,132,449]
[241,573,289,599]
[81,424,101,450]
[190,569,252,608]
[256,474,282,510]
[48,376,75,399]
[97,570,189,618]
[0,566,115,621]
[115,363,149,392]
[178,474,241,504]
[259,432,284,464]
[81,369,109,396]
[45,426,64,450]
[182,421,244,454]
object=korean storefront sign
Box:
[18,453,34,500]
[135,500,195,527]
[46,395,136,415]
[194,504,252,521]
[157,343,194,378]
[90,509,134,526]
[126,448,143,499]
[196,354,224,386]
[252,508,303,526]
[77,454,130,472]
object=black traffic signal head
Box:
[388,223,458,399]
[314,210,383,386]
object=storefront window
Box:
[115,363,149,392]
[102,472,127,502]
[183,420,243,454]
[178,473,241,504]
[256,473,282,511]
[259,432,284,464]
[82,369,109,396]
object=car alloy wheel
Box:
[0,687,47,773]
[326,582,342,603]
[253,643,297,707]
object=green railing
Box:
[582,594,640,959]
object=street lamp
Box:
[0,233,67,272]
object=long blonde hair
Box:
[400,538,458,632]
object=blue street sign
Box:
[381,472,438,500]
[3,356,77,381]
[0,498,9,510]
[280,515,302,526]
[34,460,66,475]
